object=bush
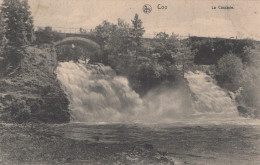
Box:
[216,53,244,91]
[129,60,182,96]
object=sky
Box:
[2,0,260,40]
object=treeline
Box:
[190,37,254,65]
[85,14,190,95]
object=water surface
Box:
[2,122,259,165]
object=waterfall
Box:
[185,71,240,121]
[56,61,142,122]
[56,62,243,124]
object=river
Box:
[0,123,259,164]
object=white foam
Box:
[56,62,257,125]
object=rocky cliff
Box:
[0,46,70,123]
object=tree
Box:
[216,53,245,91]
[1,0,35,46]
[130,14,145,60]
[108,19,131,55]
[93,21,117,64]
[155,32,169,41]
[20,0,35,43]
[93,21,117,51]
[129,59,181,96]
[152,32,179,64]
[35,26,54,44]
[92,15,145,64]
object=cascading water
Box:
[185,71,240,122]
[56,61,142,122]
[56,61,244,124]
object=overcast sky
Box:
[2,0,260,40]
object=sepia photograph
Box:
[0,0,259,164]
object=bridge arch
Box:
[54,37,100,52]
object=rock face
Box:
[0,46,70,123]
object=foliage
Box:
[190,37,254,65]
[93,20,117,50]
[56,42,98,63]
[1,46,70,123]
[35,26,64,44]
[212,46,260,118]
[0,0,35,76]
[91,14,145,63]
[35,26,54,44]
[107,53,183,96]
[1,0,35,46]
[108,19,132,55]
[130,14,145,44]
[129,59,182,95]
[20,0,35,43]
[152,32,181,64]
[91,20,117,64]
[89,14,184,95]
[216,53,244,91]
[0,46,26,77]
[57,45,83,62]
[91,15,183,66]
[130,14,145,60]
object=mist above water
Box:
[56,62,245,124]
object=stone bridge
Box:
[54,36,100,52]
[34,26,101,51]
